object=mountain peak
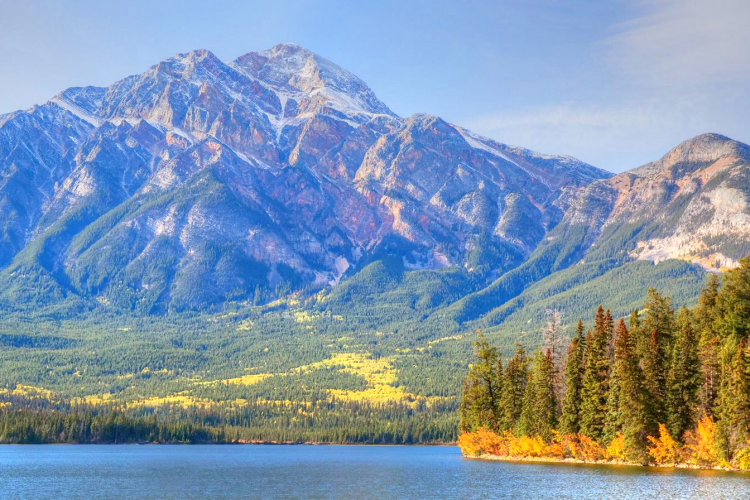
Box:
[673,132,747,155]
[155,49,225,78]
[233,44,394,117]
[264,43,313,57]
[632,133,750,178]
[665,132,749,163]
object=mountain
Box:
[2,44,750,439]
[608,133,750,269]
[1,44,749,333]
[446,133,750,340]
[0,44,610,313]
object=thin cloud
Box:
[461,0,750,172]
[461,99,714,172]
[603,0,750,87]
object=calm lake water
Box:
[0,445,748,499]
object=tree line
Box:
[0,396,457,445]
[459,257,750,469]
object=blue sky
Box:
[1,0,748,172]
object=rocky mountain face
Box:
[450,133,750,324]
[0,44,611,312]
[554,133,750,270]
[609,134,750,270]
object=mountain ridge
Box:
[0,44,617,313]
[0,45,748,328]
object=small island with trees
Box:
[458,257,750,471]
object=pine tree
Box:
[613,319,650,463]
[628,309,641,336]
[560,320,586,435]
[603,309,615,360]
[642,288,676,348]
[603,321,624,444]
[534,349,558,440]
[698,329,721,418]
[579,306,611,440]
[638,289,674,434]
[642,328,666,435]
[696,274,721,333]
[716,256,750,340]
[517,349,558,441]
[717,337,750,458]
[638,289,675,368]
[666,308,701,441]
[499,345,528,431]
[695,274,721,416]
[459,331,503,432]
[517,370,536,437]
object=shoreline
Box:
[0,441,458,446]
[466,453,750,473]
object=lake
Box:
[0,445,747,499]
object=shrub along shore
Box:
[458,423,748,471]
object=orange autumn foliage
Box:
[458,425,741,469]
[458,429,611,462]
[647,424,679,466]
[683,416,724,467]
[508,435,547,458]
[574,434,610,461]
[544,431,566,458]
[607,432,627,461]
[457,428,505,456]
[734,439,750,470]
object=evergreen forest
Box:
[459,257,750,470]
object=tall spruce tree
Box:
[634,309,648,358]
[603,337,623,444]
[499,345,528,431]
[696,275,721,417]
[641,329,666,435]
[517,371,536,437]
[639,289,674,433]
[614,319,651,463]
[517,349,558,441]
[537,349,559,440]
[639,289,675,364]
[666,308,701,441]
[561,320,586,435]
[642,288,676,346]
[696,274,721,332]
[716,256,750,340]
[604,309,615,359]
[716,337,750,458]
[579,306,611,440]
[459,331,503,432]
